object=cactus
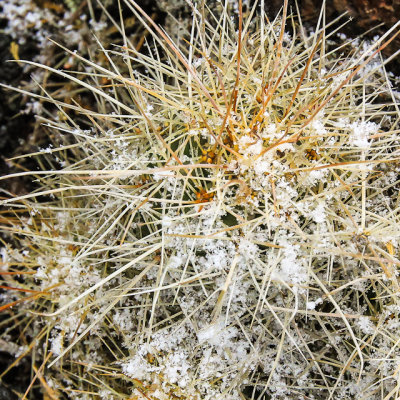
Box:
[1,1,400,399]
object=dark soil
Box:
[0,32,36,195]
[0,351,37,400]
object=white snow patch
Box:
[349,121,379,149]
[357,316,375,335]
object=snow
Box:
[349,121,379,149]
[50,334,63,356]
[0,248,9,272]
[153,170,176,180]
[277,242,307,285]
[310,202,326,224]
[306,297,322,310]
[197,320,225,345]
[357,316,375,335]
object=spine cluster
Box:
[1,1,400,399]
